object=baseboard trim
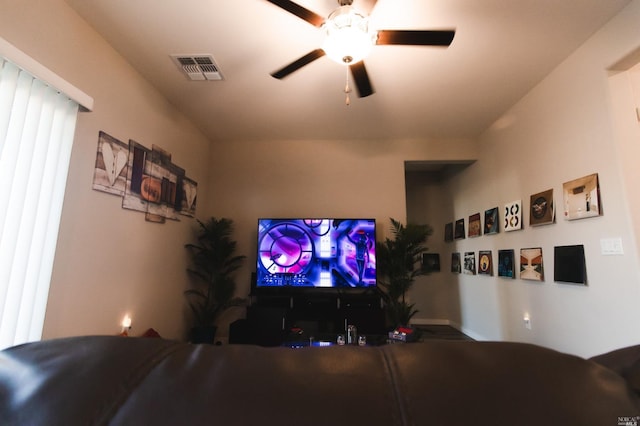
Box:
[410,318,455,327]
[410,318,487,341]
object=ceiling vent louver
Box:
[170,54,223,81]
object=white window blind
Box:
[0,56,81,350]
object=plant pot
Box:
[190,325,217,344]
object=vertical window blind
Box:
[0,57,80,350]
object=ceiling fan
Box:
[266,0,455,100]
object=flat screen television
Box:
[255,218,376,289]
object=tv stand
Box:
[239,290,386,346]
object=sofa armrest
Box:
[590,345,640,395]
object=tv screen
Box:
[256,218,376,289]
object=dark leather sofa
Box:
[0,336,639,425]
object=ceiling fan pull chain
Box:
[344,66,351,106]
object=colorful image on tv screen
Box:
[256,218,376,288]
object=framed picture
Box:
[451,253,461,273]
[563,173,602,220]
[530,189,554,226]
[454,218,465,240]
[554,245,587,285]
[444,222,454,242]
[422,253,441,272]
[478,250,493,275]
[463,252,476,275]
[468,213,481,237]
[179,176,198,218]
[484,207,499,235]
[520,247,544,281]
[498,249,515,279]
[504,200,523,232]
[92,131,129,196]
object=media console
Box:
[233,291,387,346]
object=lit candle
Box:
[122,315,132,329]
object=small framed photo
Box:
[504,200,523,232]
[484,207,499,235]
[554,245,587,285]
[468,213,481,238]
[444,222,454,242]
[530,189,554,226]
[478,250,493,275]
[563,173,602,220]
[454,218,465,240]
[520,247,544,281]
[451,253,461,273]
[463,252,476,275]
[498,249,515,279]
[422,253,441,272]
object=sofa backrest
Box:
[0,336,638,425]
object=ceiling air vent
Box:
[170,54,223,81]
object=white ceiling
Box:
[65,0,630,143]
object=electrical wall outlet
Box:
[523,314,532,330]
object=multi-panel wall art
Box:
[92,131,197,223]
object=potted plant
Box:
[376,218,433,328]
[184,217,246,343]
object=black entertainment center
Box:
[241,289,386,346]
[230,218,388,346]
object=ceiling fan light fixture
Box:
[322,6,376,65]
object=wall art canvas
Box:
[444,222,453,242]
[484,207,499,235]
[554,245,587,285]
[498,249,515,279]
[563,173,601,220]
[92,131,128,196]
[451,253,461,273]
[478,250,493,275]
[468,213,481,237]
[117,138,197,224]
[145,145,185,223]
[463,252,476,275]
[530,189,554,226]
[454,218,465,240]
[179,176,198,218]
[122,140,151,214]
[422,253,441,273]
[520,247,544,281]
[504,200,523,232]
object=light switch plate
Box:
[600,238,624,255]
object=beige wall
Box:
[609,61,640,261]
[405,171,464,326]
[427,0,640,357]
[204,138,476,332]
[0,0,213,340]
[0,1,476,341]
[3,0,639,357]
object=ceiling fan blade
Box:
[376,29,455,46]
[349,61,374,98]
[265,0,325,27]
[271,49,326,79]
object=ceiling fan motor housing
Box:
[323,5,376,64]
[266,0,455,99]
